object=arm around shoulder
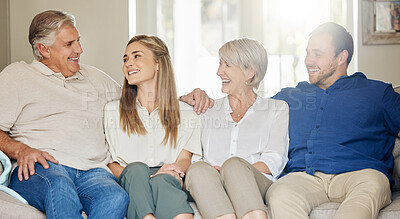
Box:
[179,88,214,114]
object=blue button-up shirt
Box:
[273,72,400,182]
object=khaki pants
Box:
[185,157,273,219]
[266,169,391,219]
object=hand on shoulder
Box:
[180,88,214,115]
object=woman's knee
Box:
[186,161,219,186]
[122,162,150,178]
[187,162,213,178]
[151,174,180,188]
[221,157,246,170]
[220,157,248,177]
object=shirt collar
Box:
[135,99,159,115]
[299,72,367,91]
[328,72,366,90]
[31,60,85,80]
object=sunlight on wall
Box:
[135,0,347,98]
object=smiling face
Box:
[123,41,159,87]
[305,33,342,89]
[41,24,83,77]
[217,59,250,95]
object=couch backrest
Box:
[391,85,400,191]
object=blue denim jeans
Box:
[9,162,129,219]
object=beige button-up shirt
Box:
[104,101,202,167]
[0,60,121,170]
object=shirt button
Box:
[320,107,324,110]
[325,91,329,94]
[316,125,319,128]
[232,139,236,142]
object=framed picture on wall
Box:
[362,0,400,45]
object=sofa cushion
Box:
[0,191,45,219]
[309,191,400,219]
[393,138,400,191]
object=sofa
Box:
[0,86,399,219]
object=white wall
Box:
[356,0,400,85]
[3,0,400,86]
[8,0,129,85]
[0,0,9,71]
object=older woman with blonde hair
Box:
[104,35,201,219]
[184,38,289,219]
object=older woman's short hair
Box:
[218,38,268,90]
[29,10,76,60]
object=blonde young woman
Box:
[184,38,289,219]
[104,35,201,219]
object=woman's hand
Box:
[154,163,184,186]
[213,165,221,172]
[253,161,271,175]
[153,149,193,187]
[155,163,185,178]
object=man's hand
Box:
[17,147,58,181]
[180,88,214,115]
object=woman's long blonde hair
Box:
[119,35,180,147]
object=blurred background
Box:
[1,0,399,98]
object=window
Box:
[136,0,347,98]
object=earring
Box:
[245,81,248,85]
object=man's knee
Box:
[351,169,390,198]
[266,180,297,205]
[361,169,389,187]
[102,186,129,210]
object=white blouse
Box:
[201,95,289,181]
[104,100,202,167]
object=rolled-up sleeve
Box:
[104,101,120,163]
[257,100,289,179]
[181,108,202,160]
